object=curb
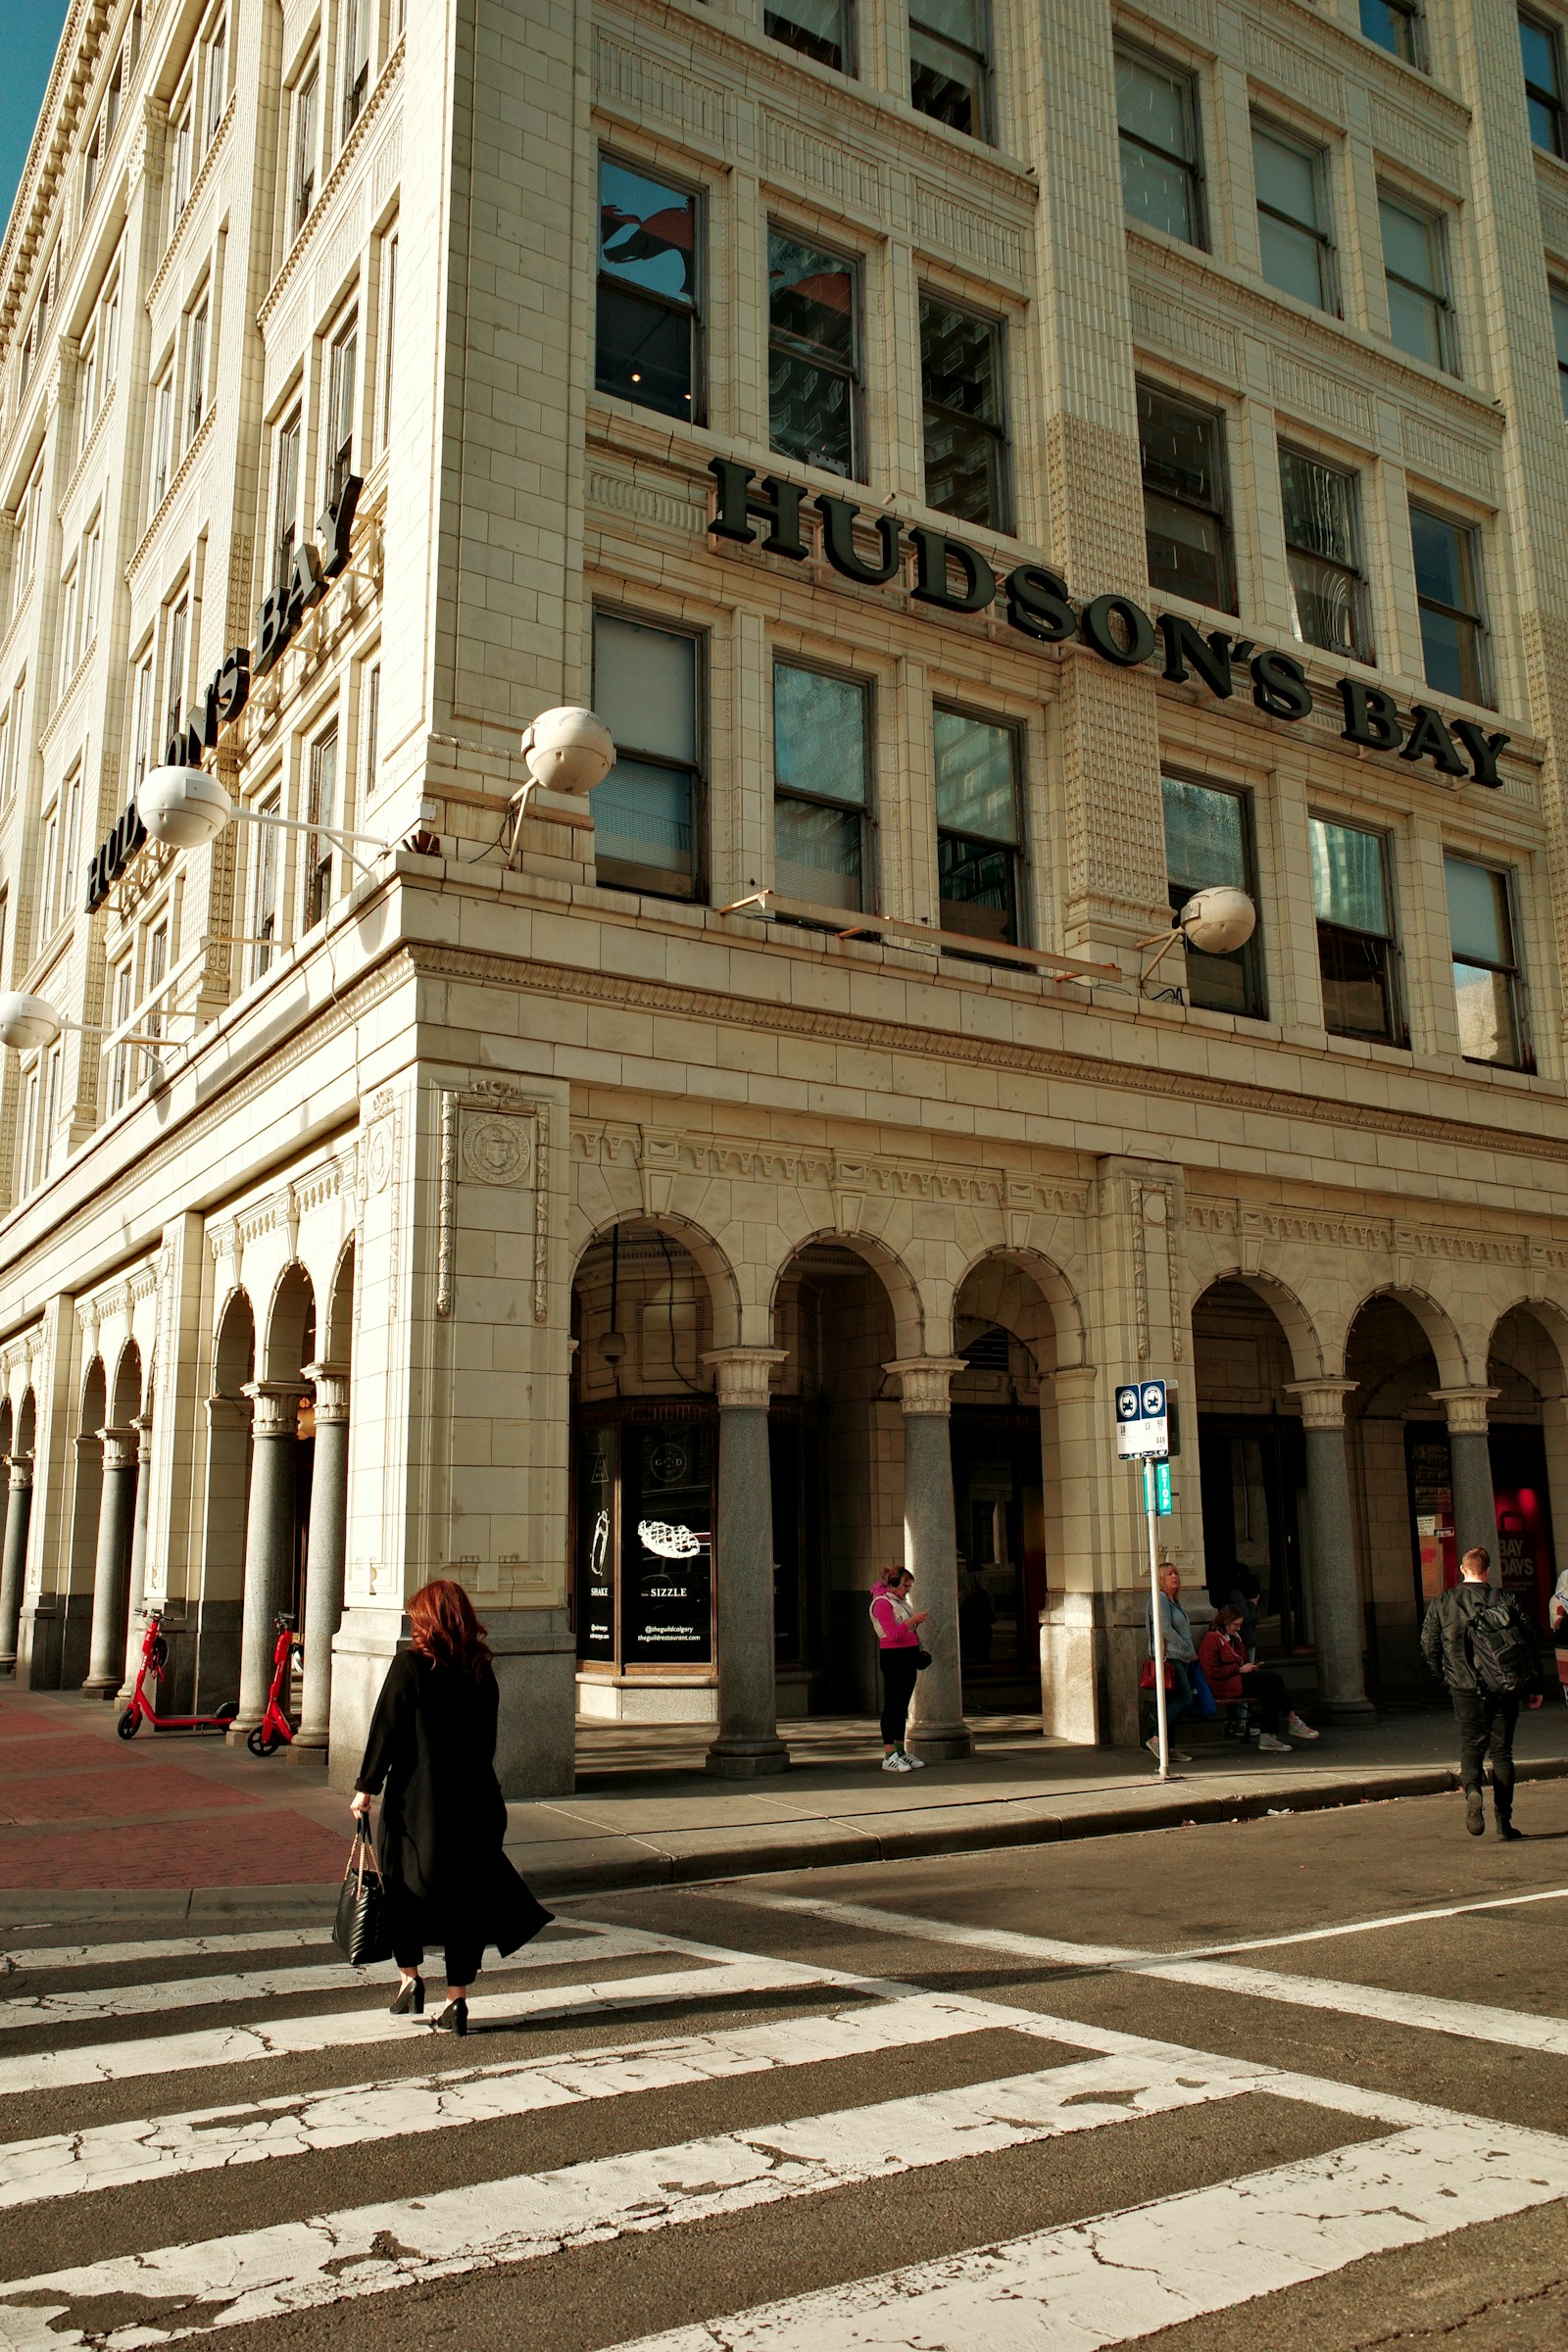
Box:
[5,1754,1564,1926]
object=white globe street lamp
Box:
[1138,886,1258,997]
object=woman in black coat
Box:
[351,1578,551,2034]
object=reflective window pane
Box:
[1162,776,1247,893]
[1257,209,1328,306]
[921,299,1005,527]
[1252,126,1322,227]
[1280,450,1355,565]
[1360,0,1421,64]
[1319,925,1397,1042]
[1418,604,1485,702]
[764,0,846,72]
[1117,52,1194,161]
[937,833,1016,943]
[1452,962,1522,1063]
[910,33,984,133]
[595,284,694,416]
[1551,287,1568,415]
[1445,856,1512,968]
[1410,506,1473,611]
[769,232,858,478]
[1117,50,1201,245]
[599,163,697,305]
[1139,386,1232,611]
[1289,551,1365,658]
[1310,818,1389,935]
[769,235,856,367]
[1380,195,1440,291]
[593,613,701,901]
[934,710,1017,841]
[594,616,695,763]
[594,759,694,884]
[1386,277,1446,367]
[597,159,698,420]
[774,664,866,805]
[775,798,861,907]
[1144,493,1229,608]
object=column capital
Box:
[242,1381,308,1438]
[1048,1363,1098,1399]
[884,1357,968,1415]
[303,1360,351,1420]
[1430,1386,1500,1437]
[6,1453,32,1491]
[1285,1379,1359,1432]
[702,1348,788,1408]
[97,1425,140,1471]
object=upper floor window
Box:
[1380,191,1455,371]
[1162,774,1265,1018]
[764,0,849,74]
[1553,283,1568,416]
[920,297,1007,529]
[768,230,861,479]
[1361,0,1424,67]
[379,231,398,452]
[1521,11,1566,156]
[169,99,194,233]
[934,708,1021,947]
[100,273,121,386]
[84,120,101,209]
[105,50,123,143]
[108,956,133,1113]
[342,0,371,136]
[151,368,175,508]
[250,784,281,979]
[292,64,319,234]
[58,568,79,700]
[592,612,703,901]
[908,0,990,140]
[773,662,869,911]
[1446,855,1530,1068]
[204,14,227,146]
[1117,47,1204,248]
[595,158,700,422]
[1252,121,1337,312]
[1,678,25,808]
[1410,505,1491,705]
[129,647,155,790]
[1138,381,1234,612]
[165,596,189,746]
[78,331,98,453]
[326,315,359,508]
[272,406,302,587]
[81,514,103,653]
[186,300,210,440]
[1280,447,1372,662]
[304,724,338,929]
[1310,816,1404,1046]
[19,465,42,579]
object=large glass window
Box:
[186,300,208,439]
[1380,192,1454,371]
[934,709,1021,946]
[1280,447,1371,662]
[1550,284,1568,417]
[1252,121,1336,312]
[1162,776,1263,1018]
[326,314,358,508]
[1361,0,1424,66]
[773,662,869,912]
[1310,817,1403,1045]
[341,0,370,136]
[764,0,849,74]
[592,613,702,901]
[304,725,337,930]
[1410,505,1490,705]
[920,297,1006,528]
[250,787,279,979]
[1139,382,1233,612]
[1116,46,1203,247]
[1522,11,1565,156]
[1446,856,1529,1067]
[909,0,990,139]
[292,63,318,234]
[272,406,301,588]
[596,158,700,422]
[768,230,860,479]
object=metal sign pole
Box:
[1145,1458,1172,1783]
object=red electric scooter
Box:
[246,1613,300,1756]
[118,1609,240,1739]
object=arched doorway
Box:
[197,1293,254,1708]
[1482,1305,1562,1621]
[63,1357,107,1689]
[1192,1280,1312,1653]
[1344,1293,1449,1692]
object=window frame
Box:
[932,701,1025,953]
[766,223,864,482]
[1522,10,1567,158]
[341,0,371,138]
[1279,443,1374,663]
[594,153,704,426]
[151,367,175,508]
[1251,117,1339,315]
[1309,813,1406,1048]
[1161,771,1267,1020]
[204,11,227,147]
[763,0,853,77]
[1360,0,1426,70]
[590,606,708,904]
[1409,501,1493,708]
[770,656,874,920]
[249,780,281,980]
[918,291,1009,531]
[185,296,210,441]
[1551,281,1568,417]
[1378,186,1456,373]
[292,59,320,236]
[1115,40,1206,250]
[271,403,302,590]
[1137,378,1236,615]
[303,721,338,931]
[325,311,359,511]
[169,95,194,236]
[1445,852,1532,1071]
[907,0,992,143]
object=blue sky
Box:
[1,3,72,232]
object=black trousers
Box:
[1241,1669,1290,1736]
[1452,1688,1520,1799]
[388,1886,483,1986]
[879,1647,920,1746]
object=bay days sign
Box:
[707,457,1510,791]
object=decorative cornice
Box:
[58,378,116,518]
[125,404,217,583]
[1185,1196,1568,1268]
[257,41,405,332]
[143,94,235,316]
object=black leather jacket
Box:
[1420,1581,1534,1693]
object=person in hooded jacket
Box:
[352,1577,552,2033]
[1420,1545,1542,1842]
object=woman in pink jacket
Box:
[870,1566,928,1773]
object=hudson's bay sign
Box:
[708,458,1510,791]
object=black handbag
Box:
[333,1822,393,1966]
[913,1647,933,1672]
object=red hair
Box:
[407,1578,493,1679]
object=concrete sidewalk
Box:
[4,1681,1567,1922]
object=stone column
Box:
[83,1427,140,1697]
[117,1414,155,1701]
[1286,1381,1374,1718]
[704,1348,790,1779]
[1432,1388,1501,1583]
[293,1362,350,1758]
[0,1454,34,1674]
[886,1357,974,1760]
[231,1383,304,1734]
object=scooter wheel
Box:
[117,1710,140,1740]
[215,1700,239,1722]
[247,1726,279,1757]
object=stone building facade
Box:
[2,0,1568,1791]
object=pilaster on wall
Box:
[146,1214,207,1620]
[17,1295,74,1687]
[1090,1154,1202,1596]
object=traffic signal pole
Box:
[1144,1458,1173,1783]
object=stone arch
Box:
[1337,1283,1469,1391]
[213,1290,256,1395]
[1486,1295,1568,1392]
[766,1227,924,1362]
[1191,1266,1326,1381]
[571,1209,743,1353]
[946,1244,1087,1371]
[111,1340,143,1428]
[324,1237,356,1362]
[0,1396,14,1459]
[15,1389,34,1456]
[263,1262,317,1382]
[79,1354,107,1431]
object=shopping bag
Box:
[332,1822,393,1966]
[1190,1663,1217,1720]
[1138,1659,1174,1691]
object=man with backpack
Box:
[1420,1545,1542,1841]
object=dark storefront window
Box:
[574,1411,715,1669]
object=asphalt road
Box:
[3,1779,1567,2351]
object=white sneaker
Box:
[1287,1715,1320,1741]
[1146,1736,1192,1762]
[882,1752,914,1772]
[899,1749,928,1767]
[1257,1733,1293,1752]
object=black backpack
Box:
[1463,1595,1538,1694]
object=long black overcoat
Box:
[355,1649,551,1955]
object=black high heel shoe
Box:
[431,1997,467,2036]
[389,1975,425,2016]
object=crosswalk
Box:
[0,1894,1563,2351]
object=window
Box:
[1,679,25,807]
[1446,856,1529,1068]
[920,297,1006,528]
[1310,817,1402,1045]
[101,275,120,384]
[61,771,81,932]
[84,122,101,209]
[18,1072,39,1198]
[81,515,103,652]
[1116,47,1203,247]
[38,803,60,938]
[1138,381,1234,612]
[151,370,174,507]
[170,101,193,234]
[108,957,133,1112]
[764,0,848,74]
[0,890,8,984]
[768,229,860,479]
[42,1047,63,1177]
[77,331,97,452]
[1361,0,1424,66]
[379,232,398,451]
[1162,776,1264,1018]
[1280,448,1371,661]
[250,791,280,978]
[1380,192,1454,370]
[130,649,154,789]
[341,0,370,135]
[145,920,169,1051]
[772,662,869,912]
[591,612,703,900]
[304,725,337,928]
[326,317,358,508]
[595,159,700,421]
[272,407,301,587]
[165,598,189,744]
[187,301,209,439]
[364,661,380,795]
[58,569,79,699]
[106,51,122,143]
[1252,122,1336,311]
[1522,12,1565,156]
[205,15,227,145]
[908,0,990,139]
[1551,284,1568,416]
[20,465,41,579]
[934,709,1021,947]
[1410,506,1490,705]
[292,65,319,233]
